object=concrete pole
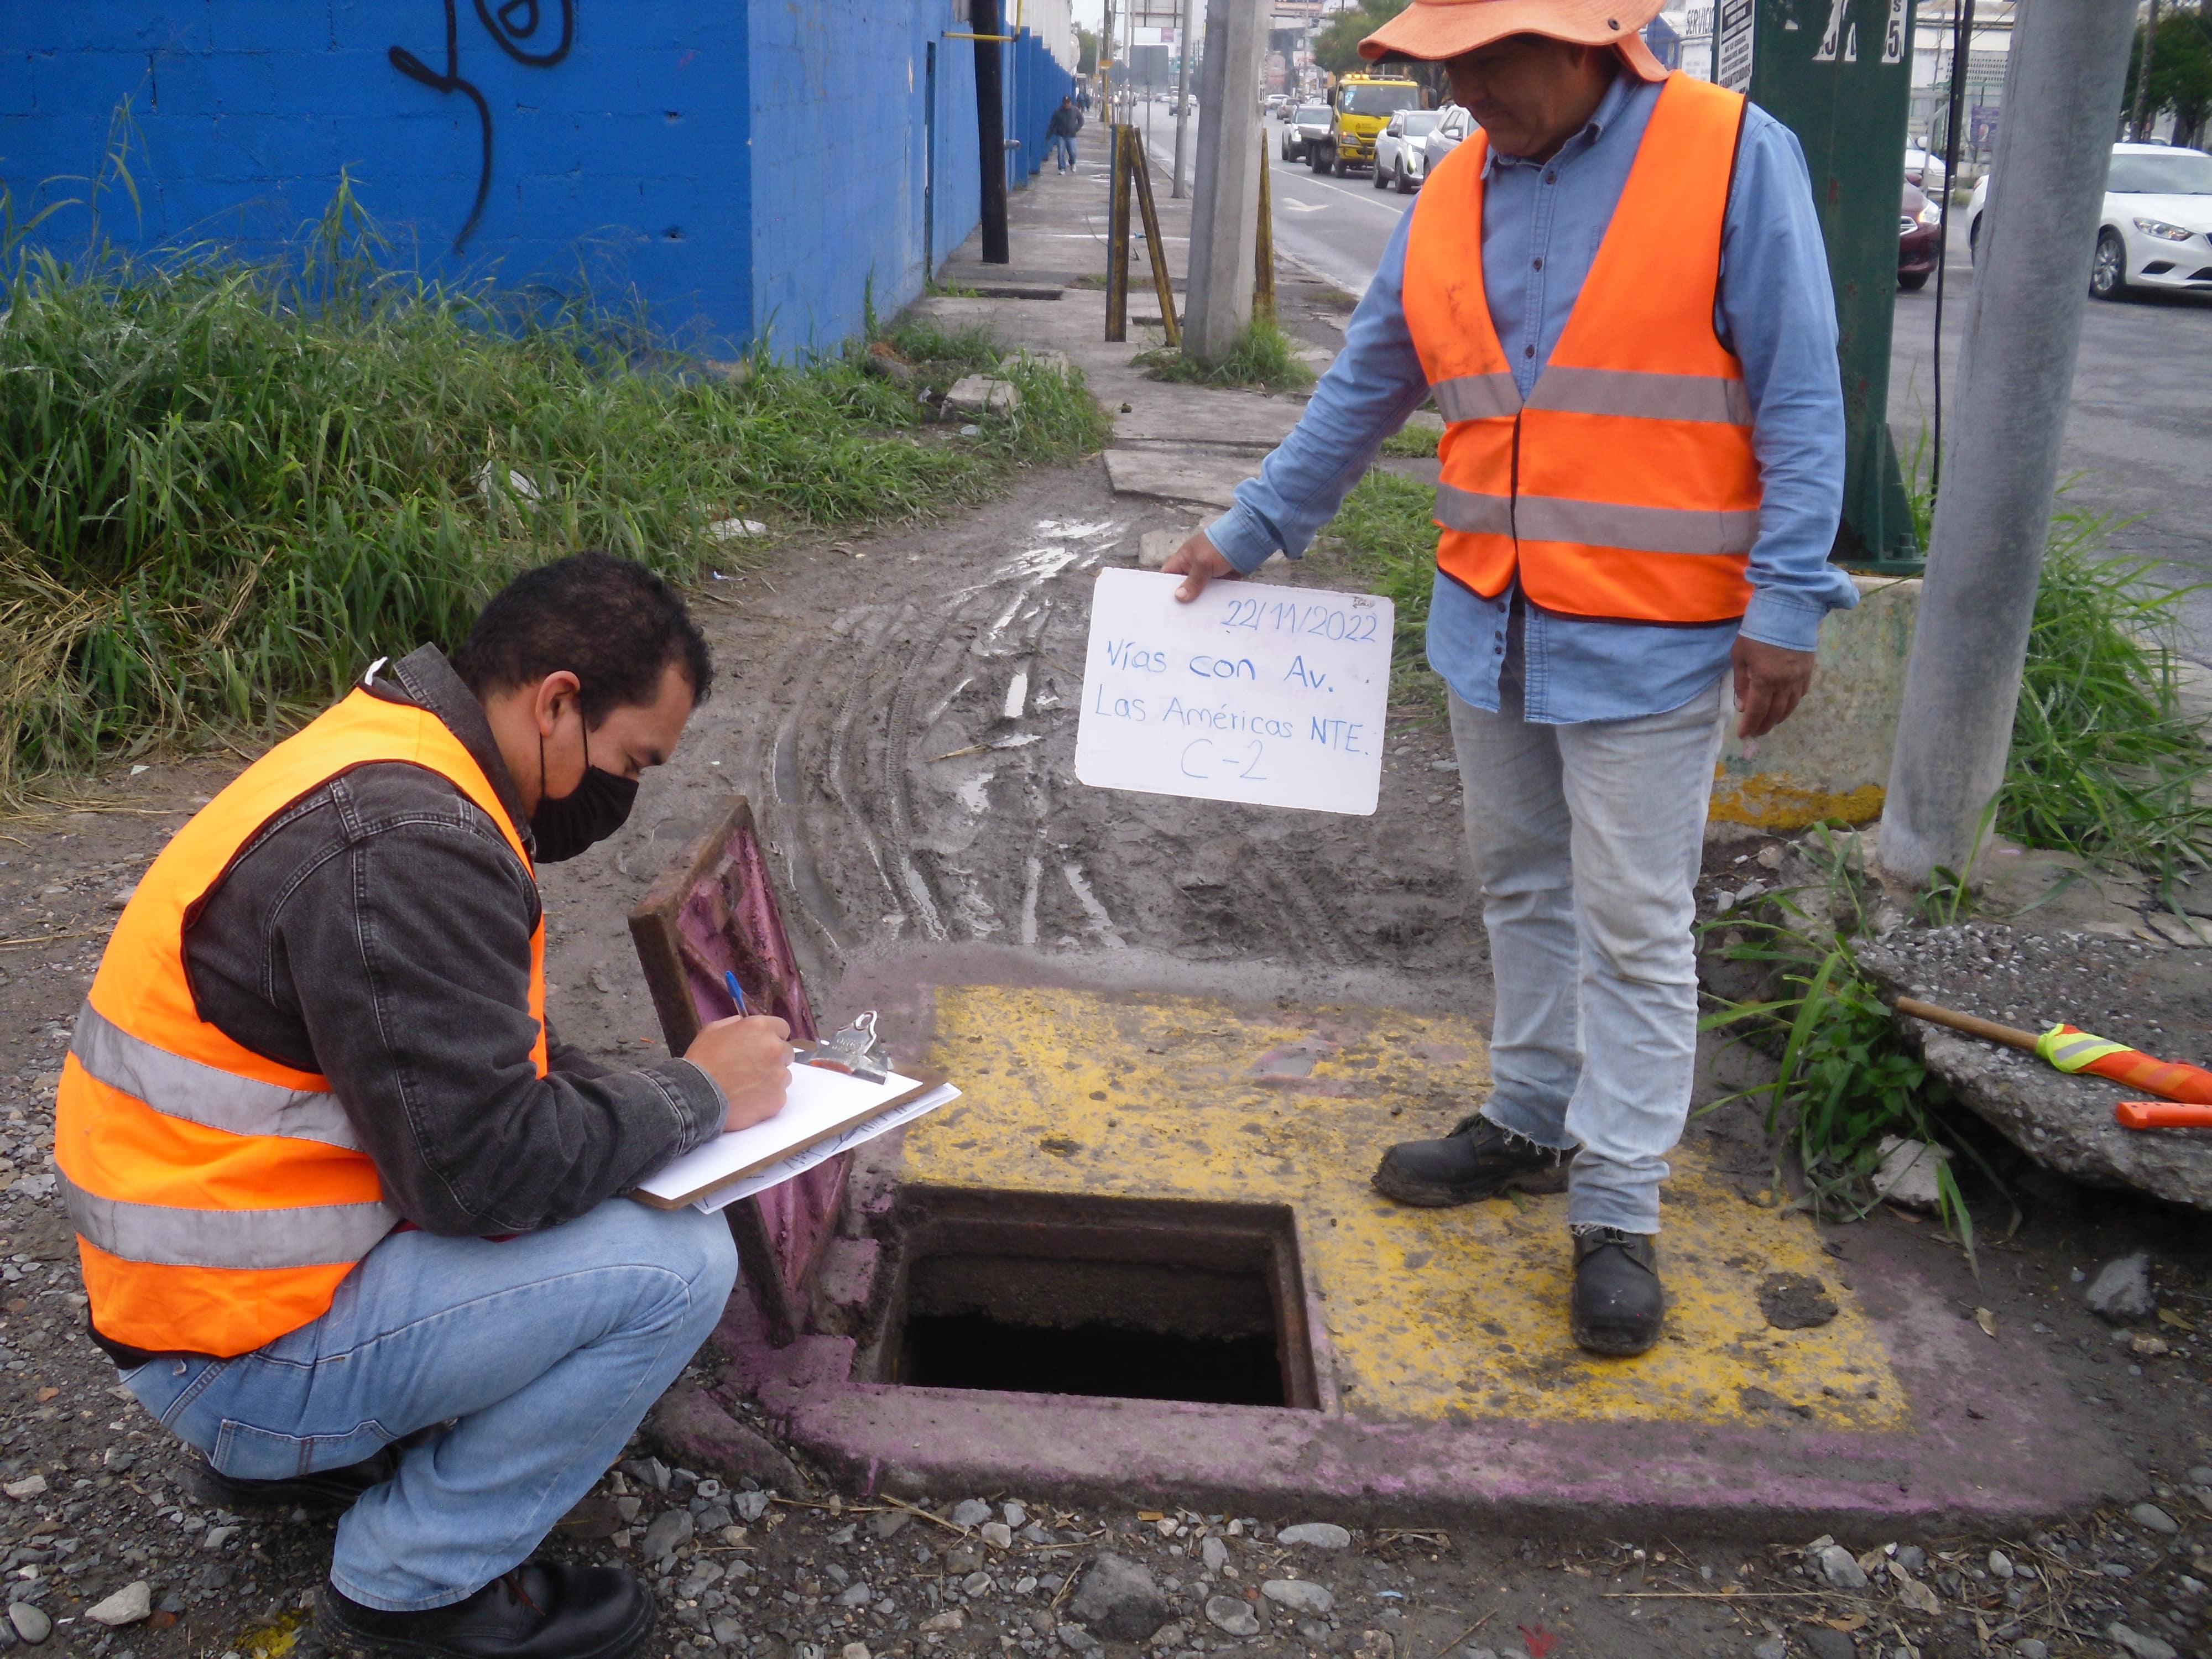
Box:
[1185,0,1267,359]
[1171,0,1196,197]
[1876,0,2138,885]
[2131,0,2161,140]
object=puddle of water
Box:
[955,771,997,815]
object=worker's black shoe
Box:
[1370,1113,1574,1207]
[319,1562,655,1659]
[191,1445,401,1515]
[1570,1228,1664,1356]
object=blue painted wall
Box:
[0,1,1063,357]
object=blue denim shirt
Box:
[1205,72,1859,723]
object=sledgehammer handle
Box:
[1893,996,2043,1053]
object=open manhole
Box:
[868,1191,1319,1409]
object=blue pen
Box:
[723,970,749,1017]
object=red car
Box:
[1899,179,1942,290]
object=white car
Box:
[1968,142,2212,299]
[1373,109,1443,194]
[1903,145,1948,194]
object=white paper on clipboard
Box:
[632,1061,960,1213]
[688,1081,959,1213]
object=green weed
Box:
[1135,315,1315,393]
[0,186,1103,796]
[1378,423,1439,459]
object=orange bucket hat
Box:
[1359,0,1670,80]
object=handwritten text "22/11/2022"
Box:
[1074,570,1395,816]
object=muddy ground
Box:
[4,460,2212,1659]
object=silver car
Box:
[1373,109,1443,194]
[1417,103,1478,176]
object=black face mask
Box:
[531,718,638,863]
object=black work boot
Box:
[319,1562,655,1659]
[1571,1228,1665,1355]
[191,1445,401,1515]
[1371,1113,1574,1207]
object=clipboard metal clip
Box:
[799,1009,889,1084]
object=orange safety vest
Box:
[54,690,548,1358]
[1402,72,1760,625]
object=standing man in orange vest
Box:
[1167,0,1856,1354]
[56,552,793,1658]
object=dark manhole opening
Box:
[873,1191,1318,1410]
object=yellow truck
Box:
[1312,73,1426,176]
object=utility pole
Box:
[2130,0,2161,139]
[1876,0,2139,885]
[1172,0,1196,197]
[1184,0,1268,359]
[974,0,1009,264]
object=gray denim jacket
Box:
[179,645,725,1240]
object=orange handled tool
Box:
[1893,997,2212,1106]
[2116,1102,2212,1130]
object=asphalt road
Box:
[1146,104,2212,662]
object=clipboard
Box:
[629,1062,952,1211]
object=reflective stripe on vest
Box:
[1402,73,1761,624]
[2036,1025,2132,1074]
[55,688,547,1358]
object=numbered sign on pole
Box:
[1074,568,1393,816]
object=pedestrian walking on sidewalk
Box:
[1048,95,1084,171]
[1162,0,1855,1357]
[58,552,794,1658]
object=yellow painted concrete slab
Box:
[911,986,1904,1431]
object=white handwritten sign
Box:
[1074,568,1393,816]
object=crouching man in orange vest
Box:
[56,552,792,1658]
[1168,0,1859,1353]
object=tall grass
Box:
[1134,316,1315,393]
[2002,506,2211,886]
[1316,469,1443,708]
[0,184,1104,795]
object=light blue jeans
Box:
[1448,653,1727,1235]
[1053,134,1077,170]
[122,1199,737,1610]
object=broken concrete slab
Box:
[1871,1136,1949,1211]
[1103,448,1258,510]
[644,1379,805,1491]
[1858,931,2212,1212]
[944,375,1020,417]
[1109,391,1304,452]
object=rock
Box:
[1813,1544,1867,1589]
[640,1508,695,1564]
[945,1547,984,1574]
[1019,350,1075,380]
[645,1383,805,1492]
[2,1476,45,1501]
[1870,1135,1950,1211]
[836,1582,873,1608]
[1070,1553,1170,1641]
[2086,1254,2157,1323]
[86,1583,152,1627]
[1795,1627,1855,1659]
[842,1645,871,1659]
[2132,1502,2180,1535]
[1137,529,1188,570]
[2109,1624,2178,1659]
[1148,1623,1187,1650]
[1351,1632,1393,1659]
[2016,1641,2048,1659]
[1757,1271,1839,1330]
[1895,1545,1926,1572]
[1201,1536,1229,1574]
[1750,1640,1785,1659]
[1988,1549,2013,1578]
[919,1612,964,1634]
[1276,1522,1352,1550]
[951,1499,994,1528]
[943,377,1020,418]
[7,1604,50,1644]
[962,1571,993,1596]
[980,1521,1014,1549]
[712,1614,746,1645]
[1297,1623,1333,1646]
[1003,1502,1027,1527]
[1865,940,2212,1212]
[1204,1597,1261,1637]
[201,1526,236,1552]
[1058,1626,1101,1652]
[733,1490,773,1523]
[709,518,769,543]
[869,1510,910,1540]
[1261,1580,1334,1615]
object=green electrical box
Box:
[1686,0,1923,571]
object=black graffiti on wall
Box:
[389,0,577,251]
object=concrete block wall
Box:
[0,1,1065,358]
